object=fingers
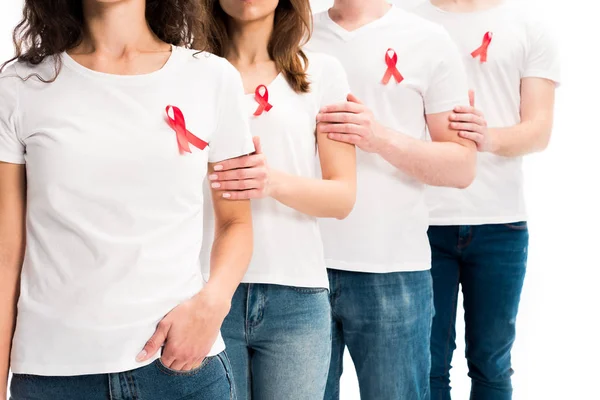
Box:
[137,321,170,362]
[458,130,483,144]
[211,179,263,191]
[347,93,363,105]
[449,113,486,127]
[222,189,262,200]
[252,136,262,154]
[317,123,362,135]
[316,112,364,124]
[209,166,266,182]
[327,133,362,145]
[213,154,265,172]
[469,89,475,107]
[450,122,484,134]
[318,101,363,115]
[453,105,484,118]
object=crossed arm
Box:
[316,94,477,188]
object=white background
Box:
[1,0,598,399]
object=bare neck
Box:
[226,15,274,67]
[329,0,392,28]
[430,0,505,13]
[72,0,166,57]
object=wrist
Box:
[195,282,232,315]
[267,169,285,199]
[374,124,397,156]
[487,129,500,154]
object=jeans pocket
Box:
[289,286,328,294]
[503,221,528,231]
[155,355,216,376]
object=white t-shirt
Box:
[306,7,469,273]
[412,1,561,225]
[201,52,350,288]
[0,46,254,376]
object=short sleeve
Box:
[423,31,470,114]
[523,19,560,85]
[0,67,25,164]
[318,55,351,107]
[208,62,255,163]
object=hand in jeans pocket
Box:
[136,287,231,372]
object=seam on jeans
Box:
[328,270,341,320]
[108,374,115,400]
[218,353,236,400]
[127,371,139,400]
[245,284,251,345]
[458,226,473,250]
[442,269,461,387]
[119,373,129,400]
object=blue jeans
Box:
[427,223,529,400]
[222,283,331,400]
[10,352,236,400]
[325,269,434,400]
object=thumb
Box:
[252,136,263,154]
[468,89,475,107]
[347,93,363,105]
[137,321,170,362]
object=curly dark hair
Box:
[1,0,203,80]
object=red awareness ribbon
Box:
[165,105,208,154]
[381,48,404,85]
[471,32,493,63]
[253,85,273,116]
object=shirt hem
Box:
[324,259,431,273]
[204,271,329,290]
[208,143,255,163]
[429,215,528,226]
[0,152,25,165]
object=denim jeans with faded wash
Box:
[10,351,236,400]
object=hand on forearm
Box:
[318,94,475,189]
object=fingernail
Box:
[211,182,221,188]
[214,165,223,171]
[451,123,457,128]
[223,193,231,198]
[136,350,147,362]
[208,174,218,180]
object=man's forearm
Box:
[377,127,477,189]
[205,219,253,301]
[489,120,552,157]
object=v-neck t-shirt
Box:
[0,46,254,376]
[201,52,350,288]
[412,1,561,225]
[306,7,469,273]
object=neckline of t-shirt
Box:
[244,72,284,96]
[421,0,509,17]
[61,44,180,83]
[321,5,398,39]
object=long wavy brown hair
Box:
[195,0,312,93]
[1,0,203,80]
